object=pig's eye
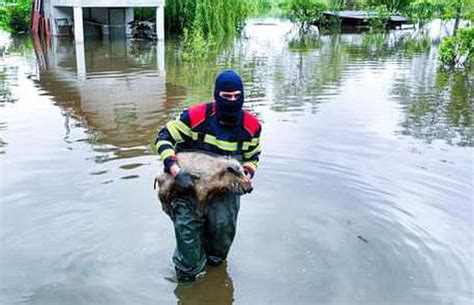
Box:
[226,166,239,175]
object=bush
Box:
[438,27,474,69]
[0,5,8,30]
[281,0,328,30]
[1,0,31,33]
[366,0,412,12]
[406,0,437,29]
[134,8,156,21]
[367,5,391,32]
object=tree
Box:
[281,0,327,30]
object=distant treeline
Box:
[2,0,472,35]
[280,0,473,31]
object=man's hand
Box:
[169,164,181,178]
[175,170,194,190]
[169,164,193,190]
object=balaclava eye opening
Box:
[214,70,244,125]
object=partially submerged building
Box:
[39,0,165,42]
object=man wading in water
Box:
[154,70,262,282]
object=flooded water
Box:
[1,19,473,305]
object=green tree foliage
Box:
[162,0,256,62]
[366,0,412,12]
[367,5,391,32]
[406,0,438,29]
[281,0,328,30]
[437,0,473,21]
[250,0,282,16]
[329,0,365,10]
[165,0,251,37]
[438,27,474,68]
[134,8,156,21]
[0,0,31,33]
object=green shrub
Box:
[367,5,391,32]
[281,0,328,30]
[134,8,156,21]
[438,27,474,68]
[366,0,412,12]
[407,0,437,29]
[1,0,31,33]
[0,5,8,30]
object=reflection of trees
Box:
[25,21,473,154]
[0,66,16,106]
[270,35,348,114]
[0,67,15,154]
[272,28,472,146]
[442,71,473,128]
[345,32,432,61]
[392,55,473,146]
[266,31,434,114]
[164,35,237,104]
[0,35,31,154]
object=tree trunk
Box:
[453,16,460,36]
[452,1,462,36]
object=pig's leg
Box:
[203,193,240,266]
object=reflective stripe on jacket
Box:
[155,102,262,176]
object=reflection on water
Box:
[31,37,179,159]
[0,19,473,305]
[394,61,473,146]
[174,263,234,305]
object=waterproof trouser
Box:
[170,193,240,279]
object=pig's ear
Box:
[226,166,239,175]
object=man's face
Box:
[219,90,242,102]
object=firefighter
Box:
[154,70,262,282]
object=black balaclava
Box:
[214,70,244,125]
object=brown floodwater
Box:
[0,19,473,304]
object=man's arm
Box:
[154,110,195,176]
[242,126,262,178]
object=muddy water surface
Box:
[0,20,473,305]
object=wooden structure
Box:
[323,10,409,29]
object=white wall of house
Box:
[51,0,164,7]
[41,0,164,39]
[125,8,134,36]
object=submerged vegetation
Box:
[439,27,473,69]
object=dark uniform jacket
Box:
[155,102,262,177]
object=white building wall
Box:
[42,0,164,38]
[51,0,164,8]
[125,8,134,37]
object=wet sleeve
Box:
[154,110,193,172]
[242,126,262,178]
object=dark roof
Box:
[324,10,408,22]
